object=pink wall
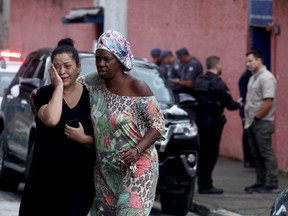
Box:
[9,0,96,57]
[7,0,288,171]
[128,0,250,160]
[272,1,288,171]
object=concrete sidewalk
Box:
[191,156,288,216]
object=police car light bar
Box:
[0,50,22,59]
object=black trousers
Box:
[241,120,255,165]
[196,115,226,190]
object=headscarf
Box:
[96,30,134,71]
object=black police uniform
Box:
[238,69,255,168]
[169,57,203,103]
[168,59,184,98]
[192,71,240,192]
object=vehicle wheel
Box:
[161,177,195,215]
[0,136,20,191]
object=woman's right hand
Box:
[49,64,63,88]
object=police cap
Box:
[150,48,161,57]
[176,47,189,58]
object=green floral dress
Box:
[79,73,165,216]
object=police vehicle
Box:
[0,48,199,215]
[0,50,23,141]
[0,50,23,105]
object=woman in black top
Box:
[19,38,95,216]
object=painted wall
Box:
[9,0,96,56]
[272,1,288,172]
[6,0,288,171]
[0,0,11,48]
[128,0,249,161]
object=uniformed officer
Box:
[238,68,255,168]
[193,55,243,194]
[169,47,203,102]
[150,47,162,67]
[159,49,175,80]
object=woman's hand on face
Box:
[49,64,63,88]
[119,147,140,167]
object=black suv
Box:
[131,59,199,215]
[0,49,199,215]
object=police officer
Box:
[159,49,175,79]
[238,68,255,168]
[150,47,162,67]
[170,47,203,102]
[193,55,243,194]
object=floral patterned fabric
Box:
[78,73,165,216]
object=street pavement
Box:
[0,184,199,216]
[1,156,287,216]
[191,156,288,216]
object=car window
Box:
[80,56,96,76]
[16,53,35,78]
[23,59,42,78]
[35,60,45,79]
[130,66,174,106]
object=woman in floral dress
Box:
[79,30,165,215]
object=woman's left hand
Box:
[119,147,140,167]
[64,122,85,143]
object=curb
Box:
[191,202,244,216]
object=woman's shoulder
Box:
[129,75,153,97]
[36,84,54,96]
[34,84,54,108]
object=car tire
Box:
[160,177,195,215]
[0,135,20,191]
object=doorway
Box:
[250,27,271,71]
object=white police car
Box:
[0,50,23,105]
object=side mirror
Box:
[10,84,20,98]
[178,93,198,109]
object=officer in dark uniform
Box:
[192,55,243,194]
[169,47,203,103]
[238,68,255,168]
[159,49,175,80]
[150,47,162,67]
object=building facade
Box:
[4,0,288,172]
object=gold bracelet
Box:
[132,146,141,154]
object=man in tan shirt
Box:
[244,50,278,194]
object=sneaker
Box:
[198,187,224,194]
[256,185,280,193]
[244,183,264,194]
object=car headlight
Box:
[187,153,196,163]
[173,122,198,137]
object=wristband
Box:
[132,146,141,154]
